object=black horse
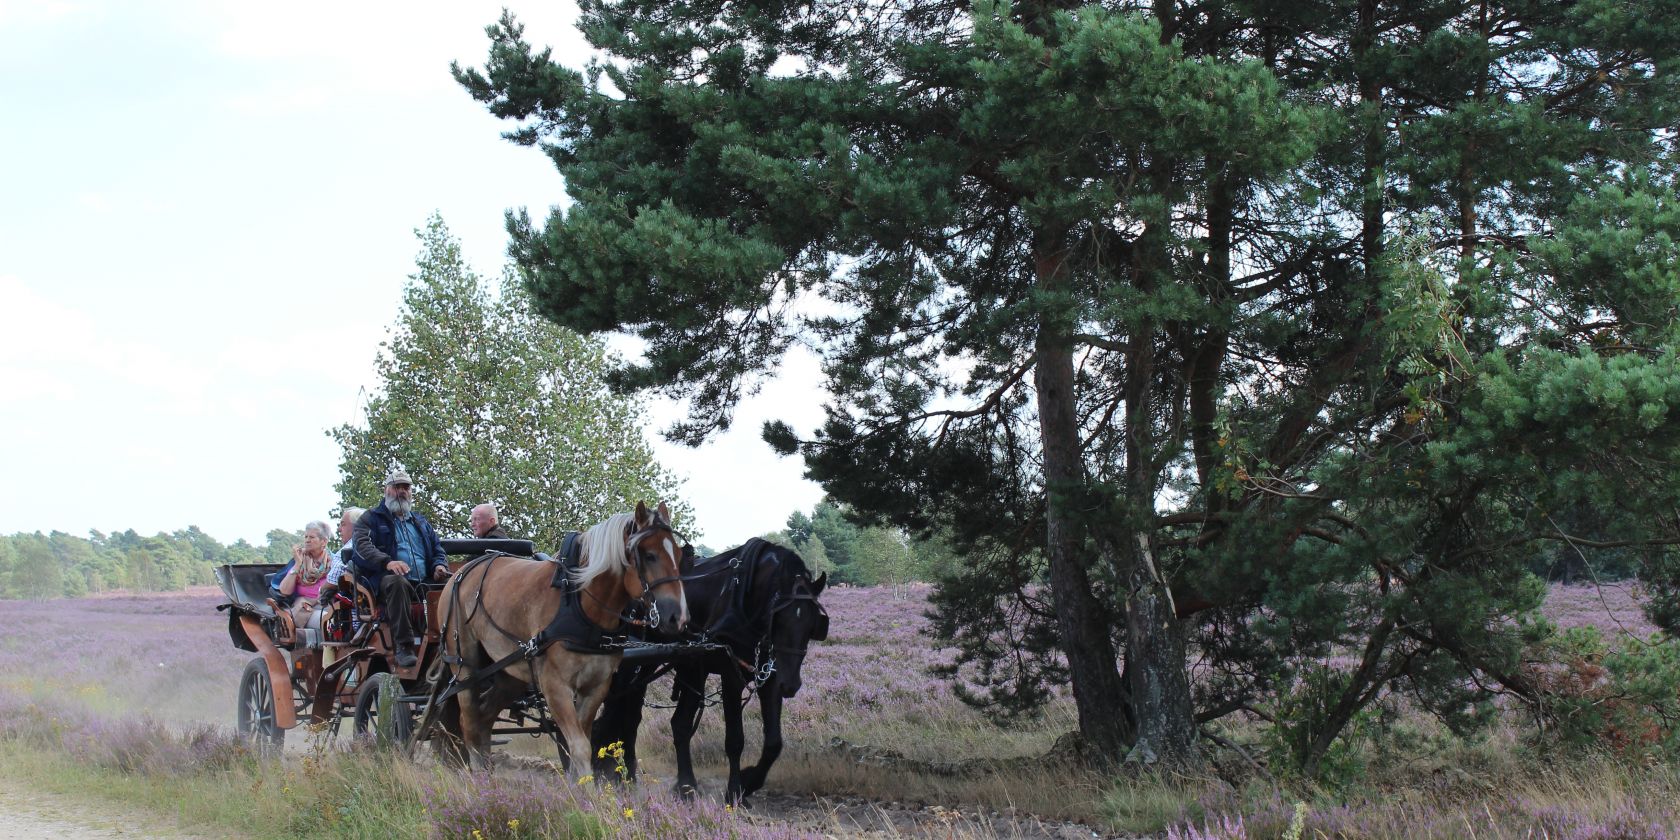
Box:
[591,538,828,804]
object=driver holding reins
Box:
[351,468,449,668]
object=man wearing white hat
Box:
[351,468,449,668]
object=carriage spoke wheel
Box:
[353,672,414,747]
[237,658,285,755]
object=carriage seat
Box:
[345,571,430,646]
[264,595,297,646]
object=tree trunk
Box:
[1122,534,1198,767]
[1117,176,1200,769]
[1032,237,1132,760]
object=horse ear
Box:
[634,501,652,528]
[813,571,827,594]
[656,501,672,524]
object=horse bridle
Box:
[767,577,829,657]
[611,520,685,629]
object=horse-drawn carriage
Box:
[215,504,829,804]
[215,536,538,751]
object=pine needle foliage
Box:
[453,0,1680,773]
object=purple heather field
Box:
[0,583,1060,760]
[5,581,1653,742]
[0,581,1675,839]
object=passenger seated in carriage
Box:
[469,503,510,539]
[351,469,449,669]
[337,506,365,571]
[272,520,344,648]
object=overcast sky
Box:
[0,0,825,548]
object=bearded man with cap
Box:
[351,468,448,668]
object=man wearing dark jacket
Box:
[352,469,448,668]
[470,503,511,540]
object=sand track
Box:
[0,789,221,840]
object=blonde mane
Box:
[574,512,636,588]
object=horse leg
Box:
[591,664,648,781]
[572,671,615,780]
[459,671,522,772]
[534,660,590,779]
[721,667,748,806]
[432,694,466,766]
[669,664,706,798]
[617,681,647,781]
[740,692,784,800]
[457,680,495,772]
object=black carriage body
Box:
[214,563,285,651]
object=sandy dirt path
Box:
[0,789,223,840]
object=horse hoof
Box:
[674,784,698,801]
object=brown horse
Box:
[439,501,687,774]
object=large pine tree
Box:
[455,0,1680,769]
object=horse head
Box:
[768,570,828,698]
[622,500,688,635]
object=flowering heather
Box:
[0,690,248,776]
[1544,581,1660,641]
[6,579,1680,838]
[0,586,249,724]
[1166,789,1680,839]
[423,771,817,840]
[6,580,1650,758]
[779,584,969,738]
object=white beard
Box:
[386,494,413,519]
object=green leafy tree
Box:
[263,528,304,566]
[330,215,692,553]
[45,532,96,597]
[457,0,1680,770]
[850,527,915,587]
[173,526,229,567]
[0,539,18,598]
[807,502,861,580]
[761,526,834,575]
[225,538,264,565]
[11,534,63,600]
[0,528,235,598]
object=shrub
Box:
[1536,626,1680,760]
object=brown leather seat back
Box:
[354,580,379,621]
[266,598,297,645]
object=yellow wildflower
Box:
[622,808,634,819]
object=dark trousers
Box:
[379,574,420,648]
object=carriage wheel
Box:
[353,672,414,746]
[237,658,285,755]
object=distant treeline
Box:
[761,499,960,587]
[0,527,307,600]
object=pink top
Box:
[289,552,342,602]
[295,575,327,601]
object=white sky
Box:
[0,0,825,548]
